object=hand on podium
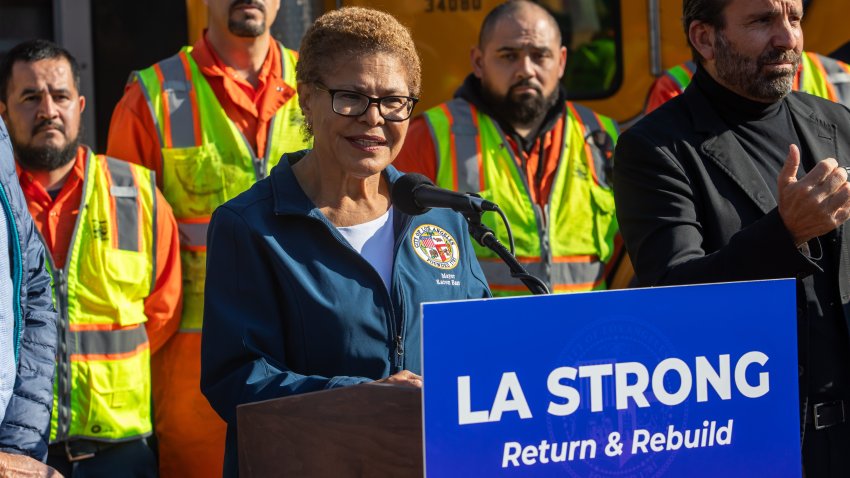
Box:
[0,453,63,478]
[374,370,423,388]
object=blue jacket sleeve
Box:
[200,206,370,425]
[0,121,57,461]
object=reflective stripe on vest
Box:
[444,102,481,193]
[134,43,311,331]
[107,158,140,252]
[157,53,200,148]
[69,324,149,361]
[799,51,839,102]
[822,56,850,107]
[477,256,606,293]
[801,52,850,107]
[50,150,156,443]
[425,99,619,296]
[177,219,209,251]
[665,61,696,91]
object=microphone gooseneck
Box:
[390,173,549,295]
[390,173,497,216]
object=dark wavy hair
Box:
[682,0,732,64]
[0,39,81,102]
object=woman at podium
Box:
[199,6,491,476]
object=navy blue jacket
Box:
[201,152,491,476]
[0,117,57,460]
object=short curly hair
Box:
[297,6,422,97]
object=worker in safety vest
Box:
[396,0,628,295]
[106,0,310,475]
[0,39,181,477]
[645,52,850,114]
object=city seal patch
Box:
[412,224,460,270]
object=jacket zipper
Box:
[288,208,413,374]
[41,151,91,442]
[497,125,555,290]
[536,117,571,292]
[54,267,71,441]
[246,114,278,181]
[389,213,413,373]
[0,184,23,364]
[536,204,551,289]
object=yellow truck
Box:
[189,0,850,124]
[2,0,847,146]
[195,0,850,124]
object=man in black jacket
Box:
[614,0,850,475]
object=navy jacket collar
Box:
[270,149,404,217]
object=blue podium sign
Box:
[421,280,801,478]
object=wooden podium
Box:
[237,384,423,477]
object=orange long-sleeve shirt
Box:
[18,146,182,354]
[106,32,295,181]
[394,112,565,210]
[105,32,294,478]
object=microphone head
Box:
[391,172,433,216]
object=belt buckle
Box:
[65,441,95,462]
[814,400,846,430]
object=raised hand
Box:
[778,144,850,246]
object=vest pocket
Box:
[589,184,617,262]
[106,249,148,284]
[163,145,226,194]
[161,144,248,216]
[84,355,151,439]
[105,249,149,326]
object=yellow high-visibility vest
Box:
[48,149,156,443]
[423,99,619,295]
[133,43,311,332]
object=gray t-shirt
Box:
[0,194,16,423]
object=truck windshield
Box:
[547,0,621,99]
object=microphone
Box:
[391,173,498,216]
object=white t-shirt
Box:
[336,207,395,291]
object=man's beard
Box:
[483,80,559,128]
[714,31,800,102]
[12,120,79,172]
[228,0,266,37]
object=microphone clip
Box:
[462,207,550,296]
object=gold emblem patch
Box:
[411,224,460,270]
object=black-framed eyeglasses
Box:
[314,83,419,122]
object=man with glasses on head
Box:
[107,0,311,476]
[396,0,627,296]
